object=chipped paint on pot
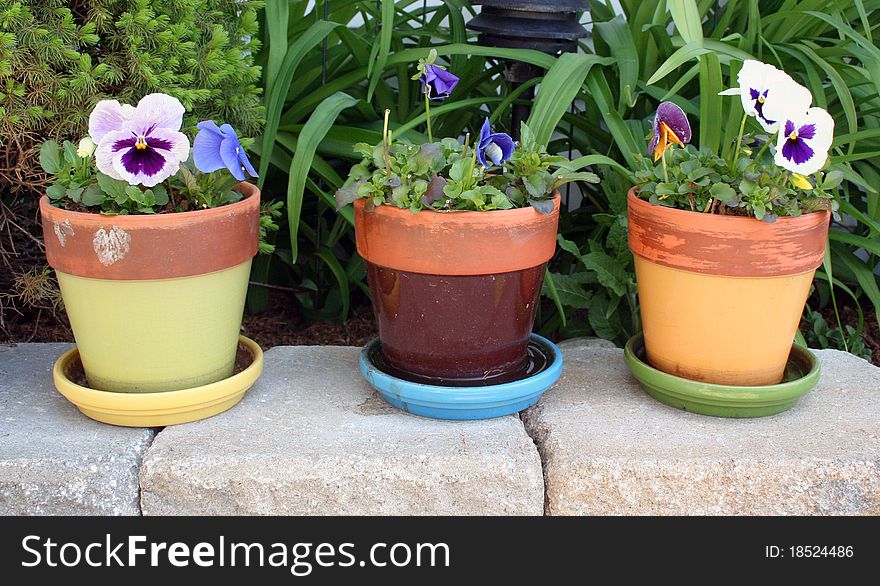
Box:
[627,188,830,386]
[40,183,261,393]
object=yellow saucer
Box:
[53,336,264,427]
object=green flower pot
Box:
[624,333,820,418]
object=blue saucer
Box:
[359,334,563,420]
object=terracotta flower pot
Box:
[355,196,560,384]
[627,188,830,386]
[40,182,261,393]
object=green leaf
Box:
[46,184,65,200]
[542,268,567,327]
[264,0,289,95]
[593,15,640,110]
[315,247,350,321]
[557,235,582,257]
[258,20,341,186]
[545,273,593,309]
[561,155,634,182]
[287,92,358,263]
[62,141,78,165]
[580,251,629,297]
[151,184,169,206]
[527,52,612,148]
[523,173,548,198]
[646,42,710,85]
[367,0,395,101]
[698,50,723,155]
[668,0,705,45]
[710,182,737,202]
[39,141,62,174]
[66,187,84,203]
[96,172,127,199]
[588,292,622,341]
[81,185,105,207]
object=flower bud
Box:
[77,136,96,157]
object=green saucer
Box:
[624,334,820,418]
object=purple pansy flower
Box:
[192,121,258,181]
[421,64,459,100]
[90,94,190,187]
[774,107,834,175]
[648,101,691,160]
[476,118,514,168]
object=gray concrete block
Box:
[0,343,154,515]
[523,346,880,515]
[140,346,544,515]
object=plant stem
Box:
[730,113,748,172]
[661,148,669,183]
[424,87,432,143]
[466,141,479,190]
[753,133,775,163]
[382,109,391,176]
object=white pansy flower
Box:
[720,60,812,133]
[774,107,835,176]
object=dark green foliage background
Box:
[251,0,879,360]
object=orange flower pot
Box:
[627,188,830,386]
[40,183,261,393]
[355,197,560,384]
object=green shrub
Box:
[0,0,264,192]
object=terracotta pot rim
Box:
[42,182,261,280]
[627,186,829,225]
[355,195,561,276]
[39,181,259,225]
[356,196,559,221]
[627,187,830,277]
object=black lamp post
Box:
[466,1,589,138]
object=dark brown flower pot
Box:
[355,197,561,385]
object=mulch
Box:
[239,292,378,349]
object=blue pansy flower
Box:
[476,118,514,168]
[193,121,258,181]
[421,64,459,100]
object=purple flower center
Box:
[781,120,817,165]
[749,88,775,126]
[112,134,173,177]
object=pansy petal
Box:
[220,137,246,181]
[489,132,515,161]
[479,118,491,146]
[656,101,691,144]
[193,124,227,173]
[219,124,239,140]
[111,147,174,187]
[147,127,190,164]
[89,100,134,144]
[759,71,812,133]
[130,93,186,134]
[239,150,258,178]
[94,129,131,181]
[196,120,225,138]
[736,60,779,117]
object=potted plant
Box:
[39,93,277,420]
[628,60,836,388]
[336,52,596,385]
